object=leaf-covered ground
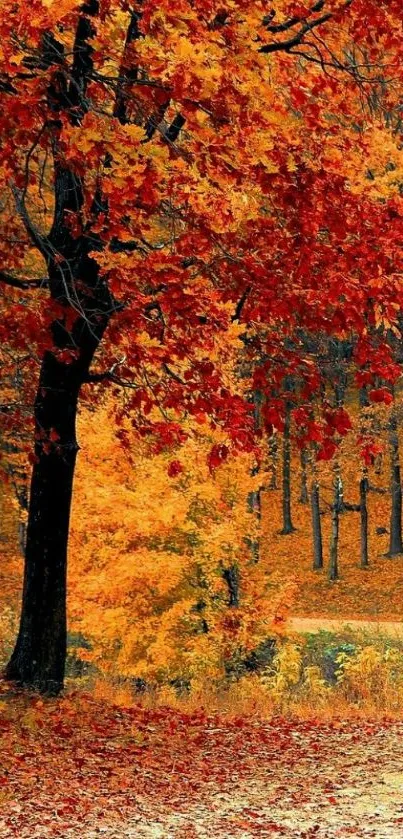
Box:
[261,480,403,622]
[1,686,403,838]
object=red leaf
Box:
[369,387,393,405]
[317,440,337,461]
[167,460,183,478]
[207,443,229,473]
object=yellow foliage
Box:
[336,645,403,710]
[264,643,302,704]
[68,398,289,687]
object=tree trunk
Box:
[299,449,309,504]
[281,402,295,534]
[223,565,240,607]
[359,386,369,409]
[5,352,81,694]
[329,474,342,581]
[388,413,403,556]
[360,475,369,568]
[247,477,261,563]
[311,480,323,570]
[268,433,278,490]
[5,3,116,695]
[246,390,262,562]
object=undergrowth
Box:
[71,628,403,720]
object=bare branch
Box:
[259,0,353,54]
[10,183,50,258]
[232,286,252,323]
[162,363,185,385]
[264,0,325,32]
[0,271,49,291]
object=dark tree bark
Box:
[268,433,278,490]
[18,521,27,557]
[360,475,369,568]
[247,475,261,563]
[5,2,116,694]
[359,385,370,409]
[246,390,263,563]
[299,449,309,504]
[5,356,81,694]
[329,474,342,581]
[223,565,240,607]
[281,400,296,534]
[358,381,370,568]
[311,480,323,570]
[5,269,112,694]
[387,412,403,557]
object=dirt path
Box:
[2,686,403,839]
[289,617,403,638]
[77,724,403,839]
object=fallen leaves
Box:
[0,686,402,837]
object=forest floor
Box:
[0,685,403,839]
[261,482,403,621]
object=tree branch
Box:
[259,0,353,54]
[0,271,49,290]
[343,501,360,512]
[264,0,325,32]
[232,286,252,322]
[10,183,50,258]
[162,363,186,385]
[368,485,388,495]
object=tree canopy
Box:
[1,0,403,692]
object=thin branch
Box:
[83,355,135,386]
[0,271,49,290]
[259,0,353,54]
[162,363,185,385]
[264,0,325,32]
[368,485,388,495]
[10,183,50,258]
[232,286,252,323]
[343,501,360,512]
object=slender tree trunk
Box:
[5,353,81,694]
[246,390,262,562]
[329,473,342,581]
[223,565,240,607]
[360,475,369,568]
[359,386,369,409]
[311,480,323,570]
[299,449,309,504]
[388,413,403,556]
[268,433,278,490]
[247,476,261,563]
[281,401,295,534]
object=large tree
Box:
[1,0,403,693]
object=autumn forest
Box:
[2,1,403,836]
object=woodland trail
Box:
[289,617,403,637]
[69,721,403,839]
[2,690,403,839]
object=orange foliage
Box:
[68,400,294,686]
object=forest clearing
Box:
[2,0,403,836]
